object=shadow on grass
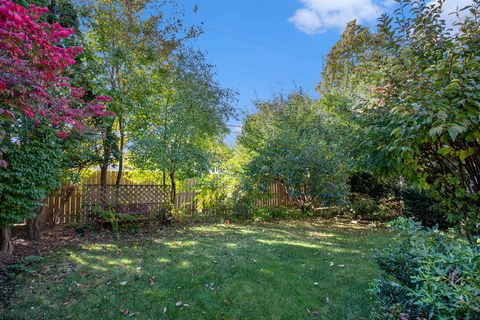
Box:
[1,219,390,320]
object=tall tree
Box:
[129,48,236,203]
[0,0,109,254]
[360,0,480,243]
[239,91,350,212]
[80,0,200,186]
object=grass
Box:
[1,218,390,319]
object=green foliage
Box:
[239,91,350,211]
[359,0,480,240]
[80,0,201,182]
[129,48,236,199]
[92,204,138,234]
[0,122,63,227]
[2,255,44,279]
[317,20,384,94]
[348,193,379,218]
[371,218,480,319]
[347,193,400,222]
[402,187,453,229]
[348,171,391,200]
[251,206,305,222]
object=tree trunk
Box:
[169,170,176,205]
[116,116,125,187]
[100,164,108,186]
[0,227,13,256]
[27,206,44,241]
[101,124,113,186]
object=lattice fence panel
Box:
[82,184,171,221]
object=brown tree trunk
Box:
[27,205,46,240]
[100,164,108,186]
[116,118,125,187]
[0,227,13,256]
[100,124,113,186]
[169,170,176,205]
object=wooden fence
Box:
[41,171,296,226]
[255,180,298,208]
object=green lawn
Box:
[1,219,390,319]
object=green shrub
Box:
[2,255,44,279]
[251,206,305,221]
[348,193,401,221]
[348,171,391,200]
[371,218,480,319]
[401,188,452,229]
[349,193,379,219]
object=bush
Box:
[348,193,400,221]
[349,193,379,218]
[370,218,480,319]
[251,206,305,221]
[348,171,391,200]
[401,188,452,229]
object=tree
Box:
[317,20,383,95]
[361,0,480,243]
[0,0,110,254]
[316,20,386,175]
[80,0,200,186]
[239,91,349,212]
[129,48,236,204]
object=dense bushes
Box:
[346,172,400,221]
[371,218,480,319]
[348,193,400,221]
[348,171,391,200]
[401,188,452,230]
[251,206,307,221]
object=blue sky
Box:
[178,0,467,145]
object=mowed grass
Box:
[1,219,390,319]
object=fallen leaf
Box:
[121,309,129,315]
[149,276,155,287]
[163,307,167,313]
[175,301,183,307]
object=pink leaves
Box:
[0,0,113,140]
[57,131,67,140]
[94,96,113,103]
[22,106,35,119]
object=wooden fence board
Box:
[43,171,296,225]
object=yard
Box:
[1,219,389,319]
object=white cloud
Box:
[289,0,474,35]
[429,0,471,28]
[289,0,385,34]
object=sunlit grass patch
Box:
[1,218,390,320]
